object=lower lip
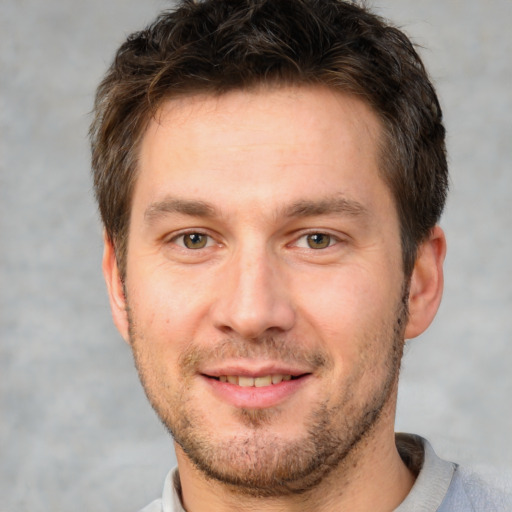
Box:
[202,375,311,409]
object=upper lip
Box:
[200,361,312,378]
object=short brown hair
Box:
[90,0,448,278]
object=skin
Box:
[103,86,446,511]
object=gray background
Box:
[1,0,511,510]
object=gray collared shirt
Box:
[139,434,512,511]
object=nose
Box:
[210,247,296,339]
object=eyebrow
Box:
[145,198,217,223]
[282,196,368,219]
[144,195,368,224]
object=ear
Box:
[404,225,446,340]
[102,232,130,343]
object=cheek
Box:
[127,285,192,397]
[292,267,399,372]
[294,266,390,333]
[125,268,210,356]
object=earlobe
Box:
[404,226,446,340]
[102,232,130,343]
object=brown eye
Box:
[306,233,331,249]
[183,233,208,249]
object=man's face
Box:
[115,86,410,493]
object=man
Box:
[90,0,510,510]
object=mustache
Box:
[178,335,333,373]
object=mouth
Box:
[200,363,314,408]
[201,371,312,409]
[207,374,306,387]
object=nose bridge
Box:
[212,238,295,338]
[237,243,273,307]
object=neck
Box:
[175,406,415,512]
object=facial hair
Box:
[128,286,409,497]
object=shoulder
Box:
[137,499,163,512]
[136,468,183,512]
[395,434,512,512]
[440,465,512,512]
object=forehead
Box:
[135,85,389,217]
[147,85,382,157]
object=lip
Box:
[200,362,312,409]
[201,362,309,379]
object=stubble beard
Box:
[128,287,409,497]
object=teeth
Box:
[238,376,254,387]
[218,374,293,387]
[271,374,283,384]
[254,376,272,387]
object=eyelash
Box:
[167,230,343,252]
[168,231,217,250]
[292,232,341,250]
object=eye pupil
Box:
[184,233,207,249]
[307,233,330,249]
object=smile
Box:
[204,372,311,409]
[215,374,294,387]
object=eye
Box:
[295,232,336,249]
[174,232,213,249]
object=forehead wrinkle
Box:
[144,197,217,224]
